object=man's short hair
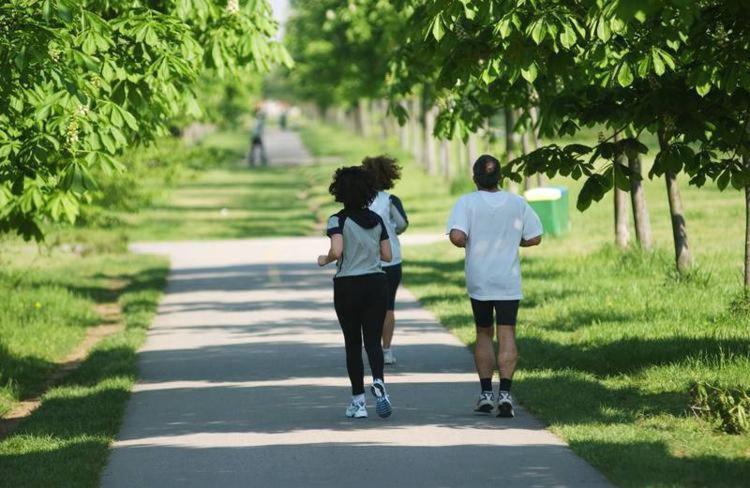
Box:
[473,154,501,189]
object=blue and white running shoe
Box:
[345,399,367,418]
[370,380,392,418]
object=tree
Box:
[385,0,750,277]
[0,0,290,240]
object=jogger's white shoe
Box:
[345,400,368,418]
[370,380,392,418]
[496,391,515,418]
[474,391,495,413]
[383,349,397,365]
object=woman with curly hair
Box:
[361,155,409,365]
[317,165,394,419]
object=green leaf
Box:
[617,60,634,87]
[110,107,123,127]
[498,18,512,38]
[431,15,445,41]
[695,83,711,97]
[521,62,538,83]
[596,18,611,42]
[120,108,138,131]
[652,48,665,75]
[637,55,651,77]
[560,23,576,49]
[530,20,547,45]
[717,170,730,191]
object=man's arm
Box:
[449,229,467,248]
[520,235,542,247]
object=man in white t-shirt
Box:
[446,154,543,418]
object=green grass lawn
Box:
[0,243,168,487]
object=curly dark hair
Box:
[328,166,377,210]
[361,155,402,191]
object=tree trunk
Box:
[627,152,654,250]
[467,132,479,171]
[614,152,631,248]
[745,154,750,293]
[529,107,545,187]
[409,98,421,163]
[521,129,531,192]
[378,99,389,141]
[658,129,693,273]
[357,99,370,138]
[504,108,519,193]
[424,106,437,175]
[440,139,451,180]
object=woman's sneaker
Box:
[370,380,392,418]
[345,399,368,418]
[474,391,495,413]
[383,349,397,365]
[496,391,515,418]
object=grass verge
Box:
[0,245,168,487]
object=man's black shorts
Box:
[470,298,520,327]
[383,264,402,311]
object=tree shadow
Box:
[518,335,750,377]
[567,439,750,487]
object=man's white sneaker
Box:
[496,391,515,418]
[383,349,397,365]
[474,391,495,413]
[345,400,367,418]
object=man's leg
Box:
[260,140,268,166]
[495,300,520,417]
[248,142,257,166]
[470,299,496,385]
[497,325,518,385]
[474,326,495,382]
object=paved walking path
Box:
[101,236,611,487]
[263,126,314,166]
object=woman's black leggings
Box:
[333,273,387,395]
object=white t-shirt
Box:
[446,191,543,300]
[369,191,408,266]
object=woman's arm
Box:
[317,234,344,266]
[389,195,409,235]
[380,238,393,263]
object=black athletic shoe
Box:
[496,391,515,418]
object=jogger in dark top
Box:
[318,166,394,419]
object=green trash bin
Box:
[523,186,570,236]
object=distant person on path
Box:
[362,156,409,365]
[247,106,268,167]
[318,166,394,419]
[447,155,543,418]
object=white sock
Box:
[353,393,365,404]
[383,348,390,353]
